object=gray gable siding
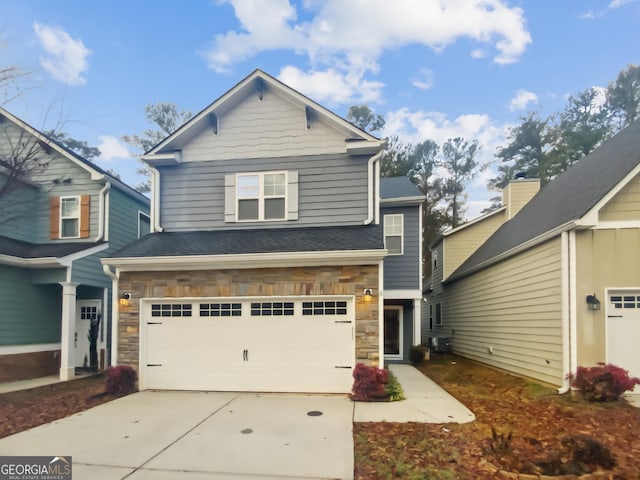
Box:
[0,264,62,346]
[382,205,420,290]
[0,176,40,243]
[108,187,150,250]
[159,153,369,231]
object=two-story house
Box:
[0,107,150,382]
[426,121,640,391]
[103,69,424,393]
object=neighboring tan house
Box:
[426,121,640,390]
[0,107,150,382]
[103,69,425,393]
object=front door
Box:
[607,290,640,393]
[384,306,403,360]
[75,300,101,368]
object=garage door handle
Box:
[334,366,352,369]
[243,349,248,361]
[334,320,352,324]
[147,322,163,325]
[147,364,162,367]
[608,315,623,318]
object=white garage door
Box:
[607,291,640,393]
[140,297,355,393]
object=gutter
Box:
[558,231,571,394]
[94,181,111,242]
[148,165,164,232]
[558,230,579,394]
[364,147,385,225]
[102,264,120,367]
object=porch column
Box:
[414,298,422,346]
[59,282,79,380]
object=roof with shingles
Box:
[0,235,104,259]
[448,120,640,282]
[380,176,424,200]
[109,224,384,258]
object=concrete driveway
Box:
[0,391,354,480]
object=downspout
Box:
[558,231,572,393]
[364,148,384,225]
[148,165,164,232]
[94,181,110,242]
[102,264,120,367]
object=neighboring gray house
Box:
[0,107,150,382]
[103,70,424,393]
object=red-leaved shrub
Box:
[352,363,389,401]
[571,363,640,402]
[105,365,138,395]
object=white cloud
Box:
[205,0,531,103]
[33,22,92,86]
[97,135,131,161]
[580,10,597,19]
[278,66,384,105]
[509,89,538,111]
[412,69,434,91]
[609,0,638,8]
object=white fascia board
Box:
[0,243,108,268]
[102,249,388,272]
[141,151,182,165]
[577,161,640,226]
[446,221,577,283]
[383,289,422,300]
[380,196,425,206]
[346,141,385,155]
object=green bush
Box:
[385,371,406,401]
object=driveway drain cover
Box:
[307,410,323,417]
[241,428,253,434]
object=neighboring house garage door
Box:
[139,297,354,393]
[607,290,640,393]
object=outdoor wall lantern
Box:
[586,293,601,311]
[120,292,132,307]
[363,288,373,302]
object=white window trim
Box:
[138,211,151,238]
[60,195,81,239]
[384,305,404,360]
[432,248,438,269]
[384,214,404,255]
[236,171,288,222]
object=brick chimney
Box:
[502,177,540,220]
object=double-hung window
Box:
[60,196,81,238]
[384,214,404,255]
[237,172,287,221]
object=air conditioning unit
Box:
[429,336,452,353]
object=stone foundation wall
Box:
[118,265,380,370]
[0,350,60,382]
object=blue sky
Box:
[2,0,639,218]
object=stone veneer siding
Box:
[117,265,380,372]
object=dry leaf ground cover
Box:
[0,374,119,439]
[354,354,640,479]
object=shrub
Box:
[105,365,138,395]
[409,345,429,365]
[351,363,389,401]
[384,370,406,401]
[571,363,640,402]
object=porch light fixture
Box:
[120,292,132,307]
[586,293,601,311]
[363,288,373,302]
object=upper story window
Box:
[138,211,151,238]
[60,196,80,238]
[384,214,403,255]
[432,248,438,269]
[225,171,298,223]
[237,172,286,221]
[50,195,90,240]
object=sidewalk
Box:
[353,364,475,423]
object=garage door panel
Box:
[141,298,356,393]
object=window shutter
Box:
[80,195,90,238]
[287,171,298,220]
[50,197,60,239]
[224,174,236,222]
